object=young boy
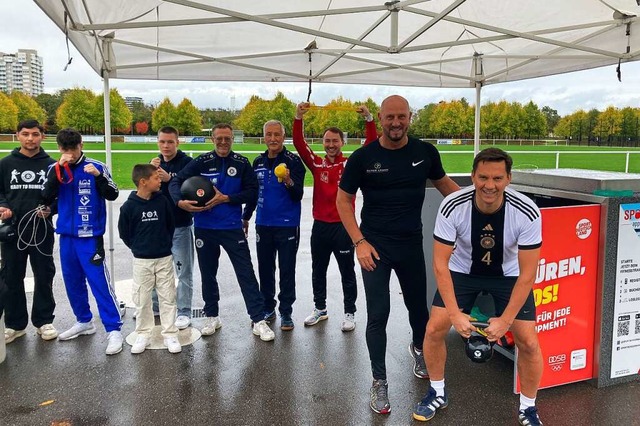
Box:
[42,128,123,355]
[118,164,181,354]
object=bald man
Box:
[337,95,459,414]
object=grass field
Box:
[2,140,640,189]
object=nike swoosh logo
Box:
[412,160,424,167]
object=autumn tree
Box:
[93,88,132,133]
[56,88,97,133]
[35,91,65,132]
[10,91,47,125]
[174,98,202,135]
[135,121,149,135]
[0,92,19,132]
[151,98,177,132]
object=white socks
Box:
[519,393,536,411]
[431,379,445,397]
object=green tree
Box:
[541,106,560,136]
[56,88,97,133]
[35,91,65,132]
[0,92,19,132]
[174,98,202,135]
[522,101,547,139]
[201,108,238,130]
[411,103,438,137]
[619,107,637,145]
[129,101,153,128]
[10,91,47,125]
[585,109,601,144]
[93,88,132,133]
[595,106,622,145]
[151,98,177,132]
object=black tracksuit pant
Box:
[310,220,357,314]
[255,225,299,317]
[1,230,56,330]
[361,233,428,381]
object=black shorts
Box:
[432,271,536,321]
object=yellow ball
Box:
[274,163,288,179]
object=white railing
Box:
[2,149,639,173]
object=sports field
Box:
[1,141,639,189]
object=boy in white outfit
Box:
[118,164,181,354]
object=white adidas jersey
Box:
[433,186,542,277]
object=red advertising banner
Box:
[516,204,600,392]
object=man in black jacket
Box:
[0,120,57,344]
[149,126,195,329]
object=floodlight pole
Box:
[102,70,116,289]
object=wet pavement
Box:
[1,191,639,426]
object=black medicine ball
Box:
[464,322,494,363]
[180,176,215,207]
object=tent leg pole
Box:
[102,71,119,313]
[474,82,481,156]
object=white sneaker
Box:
[175,315,191,330]
[252,320,275,342]
[304,308,328,326]
[164,336,182,353]
[201,316,222,336]
[130,335,150,354]
[4,328,26,344]
[341,313,356,332]
[37,324,58,341]
[58,321,97,341]
[105,331,124,355]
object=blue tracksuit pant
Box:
[59,235,122,332]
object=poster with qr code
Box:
[611,203,640,379]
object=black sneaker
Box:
[369,379,391,414]
[409,343,429,379]
[413,386,448,421]
[518,407,543,425]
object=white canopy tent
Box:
[33,0,640,281]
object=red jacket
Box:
[293,118,377,223]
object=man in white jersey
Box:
[413,148,544,426]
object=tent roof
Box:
[34,0,640,88]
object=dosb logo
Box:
[548,354,566,364]
[623,209,640,220]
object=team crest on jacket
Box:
[195,238,204,248]
[227,167,237,177]
[320,171,329,183]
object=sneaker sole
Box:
[370,403,391,415]
[58,328,96,341]
[409,344,430,379]
[5,330,27,344]
[412,401,448,422]
[341,324,356,332]
[252,330,275,342]
[175,323,191,330]
[37,331,59,341]
[200,324,222,336]
[106,346,123,355]
[280,325,295,331]
[304,315,328,326]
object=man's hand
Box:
[355,241,379,272]
[177,199,206,213]
[150,158,170,182]
[58,153,75,166]
[242,219,250,238]
[207,187,229,208]
[296,102,310,120]
[450,311,475,339]
[84,164,100,177]
[0,206,13,221]
[485,317,511,342]
[36,206,51,219]
[356,105,372,120]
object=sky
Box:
[3,0,640,116]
